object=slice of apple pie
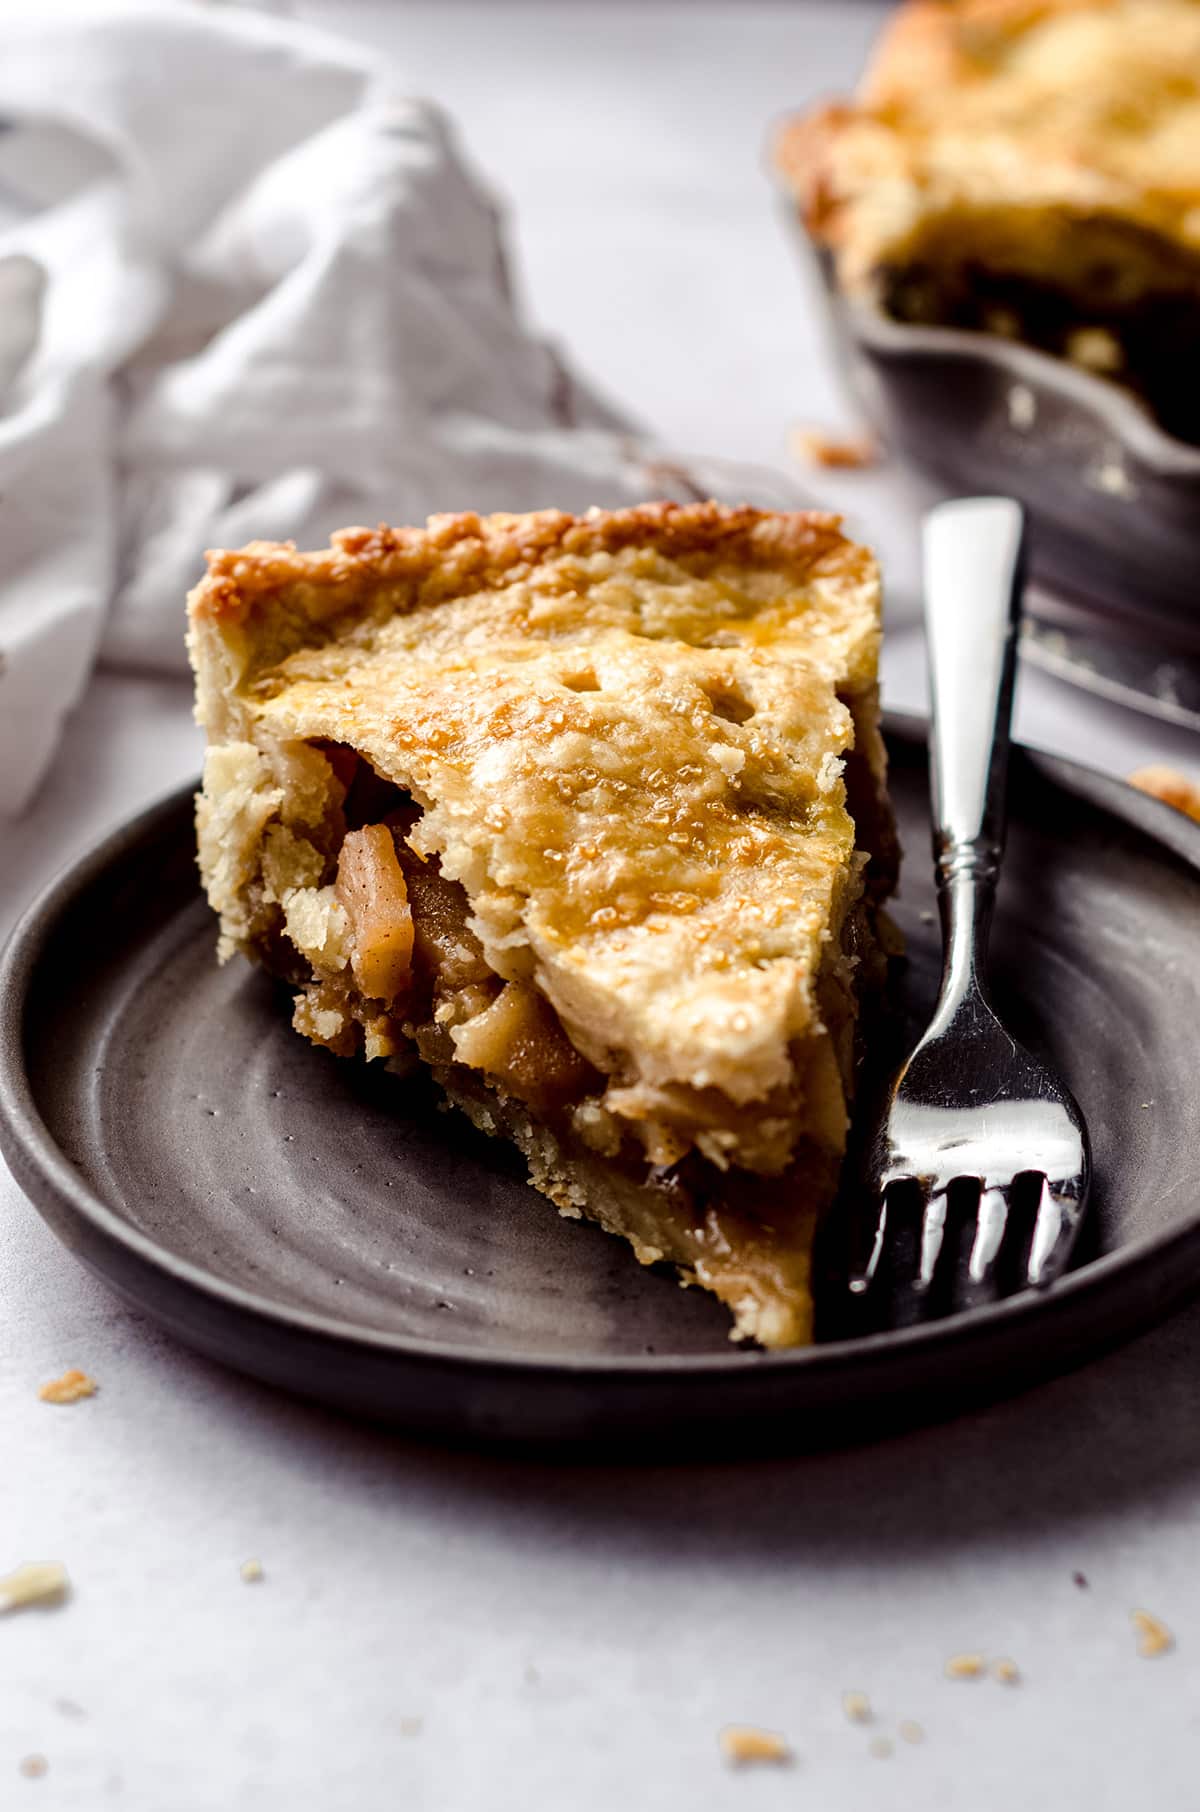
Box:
[187,503,897,1347]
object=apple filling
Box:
[292,793,600,1124]
[270,739,888,1214]
[262,750,878,1345]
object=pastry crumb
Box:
[719,1725,793,1766]
[38,1369,97,1405]
[898,1720,924,1745]
[18,1756,48,1780]
[399,1716,423,1738]
[983,305,1022,340]
[842,1689,872,1724]
[1132,1609,1174,1658]
[1066,326,1123,374]
[790,424,879,470]
[0,1563,70,1614]
[240,1559,264,1584]
[1127,765,1200,824]
[1007,384,1037,430]
[868,1735,894,1759]
[1090,459,1135,499]
[992,1657,1020,1685]
[944,1653,985,1680]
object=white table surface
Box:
[4,7,1200,1809]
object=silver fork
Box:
[852,497,1091,1315]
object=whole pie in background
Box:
[187,503,898,1348]
[776,0,1200,445]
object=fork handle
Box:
[922,497,1027,1001]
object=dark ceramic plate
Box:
[786,222,1200,641]
[3,719,1200,1453]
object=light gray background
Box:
[4,7,1200,1808]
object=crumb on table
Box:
[1132,1609,1174,1658]
[719,1725,793,1766]
[18,1756,48,1780]
[992,1658,1020,1685]
[38,1370,97,1405]
[1127,766,1200,824]
[944,1653,985,1680]
[0,1563,70,1614]
[898,1720,924,1745]
[789,424,879,471]
[399,1717,423,1738]
[842,1690,871,1724]
[240,1559,264,1584]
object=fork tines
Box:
[850,1169,1086,1312]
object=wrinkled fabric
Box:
[0,4,652,815]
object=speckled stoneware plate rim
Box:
[4,716,1200,1398]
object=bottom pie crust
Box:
[437,1063,832,1349]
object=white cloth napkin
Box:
[0,3,673,817]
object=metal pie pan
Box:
[3,718,1200,1454]
[783,213,1200,637]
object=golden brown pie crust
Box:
[188,503,896,1348]
[778,0,1200,275]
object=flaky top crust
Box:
[194,503,852,627]
[777,0,1200,286]
[188,504,883,1122]
[189,502,881,733]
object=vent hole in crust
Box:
[704,685,754,725]
[341,753,410,830]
